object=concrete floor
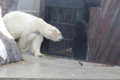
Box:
[0,53,120,79]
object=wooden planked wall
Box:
[87,0,120,66]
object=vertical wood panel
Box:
[87,0,120,66]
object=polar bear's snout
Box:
[58,34,64,41]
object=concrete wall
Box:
[10,0,40,17]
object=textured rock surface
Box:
[0,0,11,16]
[0,32,24,65]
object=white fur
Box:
[3,11,63,57]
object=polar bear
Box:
[3,11,63,57]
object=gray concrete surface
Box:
[0,53,120,79]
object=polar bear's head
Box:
[43,25,63,42]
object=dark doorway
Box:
[41,0,100,60]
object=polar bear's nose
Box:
[58,35,64,41]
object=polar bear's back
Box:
[3,11,38,39]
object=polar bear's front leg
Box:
[31,34,44,57]
[18,37,28,52]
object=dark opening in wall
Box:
[41,0,100,60]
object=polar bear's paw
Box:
[34,52,44,57]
